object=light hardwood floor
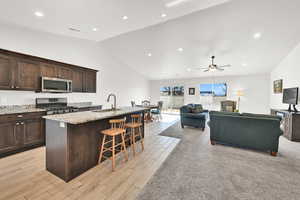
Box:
[0,115,180,200]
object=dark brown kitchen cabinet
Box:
[0,112,46,157]
[84,70,97,93]
[0,54,14,90]
[0,122,18,153]
[72,69,84,92]
[24,119,44,145]
[0,48,97,93]
[14,58,41,91]
[58,66,73,80]
[40,63,57,78]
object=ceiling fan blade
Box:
[218,64,231,68]
[215,66,225,71]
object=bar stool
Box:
[99,118,128,172]
[125,114,144,156]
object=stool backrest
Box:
[131,114,142,124]
[109,118,126,129]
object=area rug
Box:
[136,122,300,200]
[159,122,204,139]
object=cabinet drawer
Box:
[0,111,46,122]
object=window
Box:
[160,87,171,96]
[199,83,227,97]
[172,86,184,96]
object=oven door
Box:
[41,77,72,93]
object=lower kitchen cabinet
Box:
[24,118,45,146]
[0,122,19,153]
[0,112,45,157]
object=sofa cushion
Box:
[210,111,241,116]
[191,104,203,113]
[183,113,206,120]
[242,113,281,121]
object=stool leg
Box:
[139,126,144,151]
[132,127,136,156]
[112,135,116,172]
[121,132,128,161]
[99,135,106,164]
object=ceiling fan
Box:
[194,56,231,72]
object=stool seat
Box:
[101,128,126,136]
[125,123,142,128]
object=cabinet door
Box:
[58,66,73,80]
[40,63,57,78]
[84,70,97,93]
[0,122,18,153]
[15,58,41,91]
[0,54,14,89]
[72,69,84,92]
[24,119,44,146]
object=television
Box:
[200,83,227,97]
[283,87,299,112]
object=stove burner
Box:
[36,98,79,115]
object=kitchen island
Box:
[43,107,148,182]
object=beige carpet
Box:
[137,122,300,200]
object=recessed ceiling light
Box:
[242,63,247,67]
[177,48,184,52]
[161,13,167,18]
[187,68,191,72]
[147,53,152,57]
[34,11,44,17]
[92,28,98,31]
[122,16,128,20]
[253,32,262,39]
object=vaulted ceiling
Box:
[1,0,300,80]
[0,0,229,41]
[99,0,300,79]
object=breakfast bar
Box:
[43,107,148,182]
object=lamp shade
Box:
[236,90,244,97]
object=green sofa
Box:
[180,104,207,130]
[209,111,283,156]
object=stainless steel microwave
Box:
[41,77,72,93]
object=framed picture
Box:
[189,88,195,95]
[273,79,283,94]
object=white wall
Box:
[150,74,270,114]
[0,23,149,108]
[270,42,300,110]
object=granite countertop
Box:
[43,107,149,125]
[0,105,46,115]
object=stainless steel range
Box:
[36,98,78,115]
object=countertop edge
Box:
[43,107,149,125]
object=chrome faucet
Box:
[107,93,117,110]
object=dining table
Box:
[136,105,159,122]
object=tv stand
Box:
[271,109,300,142]
[288,104,298,112]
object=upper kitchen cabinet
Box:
[40,63,57,78]
[14,58,40,91]
[72,69,84,92]
[0,54,14,90]
[0,49,98,93]
[57,66,73,80]
[84,70,97,93]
